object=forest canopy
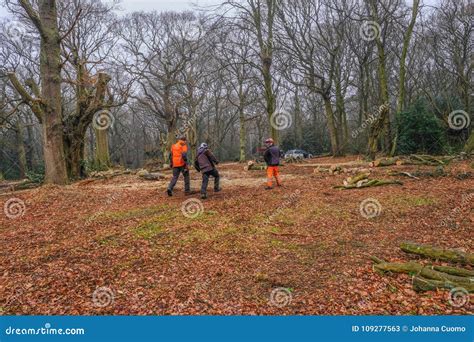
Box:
[0,0,472,183]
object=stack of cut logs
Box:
[373,242,474,293]
[334,172,403,189]
[369,155,455,167]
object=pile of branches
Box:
[373,242,474,293]
[334,172,402,189]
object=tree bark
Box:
[369,0,392,154]
[39,0,68,184]
[239,106,246,162]
[323,94,341,157]
[16,120,27,179]
[397,0,420,113]
[95,128,110,168]
[400,242,474,266]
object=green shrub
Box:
[26,166,45,184]
[396,99,446,155]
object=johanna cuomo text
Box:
[409,325,466,332]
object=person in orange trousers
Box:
[263,138,283,189]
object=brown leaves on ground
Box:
[0,156,472,315]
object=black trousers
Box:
[201,169,220,194]
[168,166,190,192]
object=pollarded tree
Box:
[58,0,122,178]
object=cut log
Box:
[335,179,403,189]
[245,161,266,171]
[431,265,474,278]
[370,157,400,167]
[410,154,454,165]
[343,172,370,186]
[400,242,474,266]
[374,261,473,285]
[142,172,166,181]
[413,276,474,292]
[295,161,370,168]
[90,169,132,179]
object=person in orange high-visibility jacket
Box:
[167,136,190,196]
[263,138,283,189]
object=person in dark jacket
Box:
[263,138,283,189]
[194,143,221,199]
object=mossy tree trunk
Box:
[8,0,69,184]
[94,127,110,168]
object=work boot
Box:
[201,193,207,199]
[265,186,273,190]
[214,188,221,192]
[167,189,173,197]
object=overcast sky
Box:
[0,0,440,18]
[0,0,220,17]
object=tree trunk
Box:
[397,0,420,114]
[335,73,347,154]
[370,0,392,154]
[323,94,341,156]
[262,55,277,143]
[294,89,303,148]
[64,131,87,179]
[16,120,27,179]
[95,128,110,168]
[39,0,68,184]
[463,130,474,154]
[239,106,246,162]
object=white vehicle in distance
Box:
[284,149,313,159]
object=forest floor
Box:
[0,156,472,315]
